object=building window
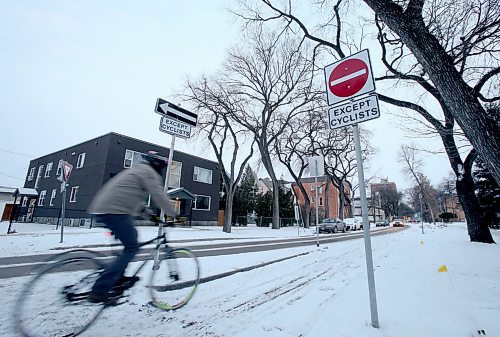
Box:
[168,161,182,188]
[124,149,134,168]
[49,189,57,206]
[310,185,322,193]
[194,195,210,211]
[44,162,53,178]
[76,153,86,168]
[56,160,63,176]
[69,186,79,202]
[28,167,35,181]
[124,150,164,169]
[38,190,46,206]
[34,165,44,189]
[311,196,315,203]
[193,166,212,184]
[319,197,323,206]
[22,197,28,207]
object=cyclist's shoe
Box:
[87,291,111,304]
[114,275,140,289]
[87,290,124,305]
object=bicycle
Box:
[14,220,201,337]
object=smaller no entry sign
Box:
[324,49,375,106]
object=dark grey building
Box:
[20,132,221,226]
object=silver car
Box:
[318,218,348,233]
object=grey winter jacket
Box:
[88,163,176,216]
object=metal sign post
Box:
[314,169,319,247]
[60,183,67,243]
[161,135,176,223]
[353,124,379,328]
[154,98,198,239]
[324,50,379,328]
[419,192,424,234]
[308,156,324,248]
[58,161,72,243]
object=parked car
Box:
[376,220,389,227]
[318,218,348,233]
[390,219,405,227]
[344,217,363,231]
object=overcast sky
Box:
[0,1,453,194]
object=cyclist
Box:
[87,151,177,303]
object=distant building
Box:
[257,177,273,194]
[0,187,38,222]
[442,194,465,221]
[257,177,292,194]
[19,132,221,226]
[292,176,351,221]
[370,178,397,196]
[353,197,385,222]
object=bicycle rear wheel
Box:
[15,256,106,337]
[149,248,200,310]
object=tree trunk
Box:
[223,190,235,234]
[339,178,346,220]
[456,174,495,244]
[363,0,500,186]
[271,179,280,229]
[304,200,311,228]
[258,141,280,229]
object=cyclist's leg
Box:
[91,214,139,297]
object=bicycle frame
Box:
[127,221,180,280]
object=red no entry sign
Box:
[329,59,368,97]
[324,49,375,106]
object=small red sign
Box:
[328,58,369,98]
[62,161,73,182]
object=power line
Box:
[0,148,34,158]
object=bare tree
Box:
[234,0,498,242]
[184,76,255,233]
[399,144,438,224]
[223,29,319,229]
[364,0,500,186]
[408,178,440,222]
[316,127,374,219]
[274,111,322,228]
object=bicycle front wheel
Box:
[15,256,106,337]
[149,248,200,310]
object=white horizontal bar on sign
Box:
[330,69,367,86]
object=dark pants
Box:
[92,214,139,296]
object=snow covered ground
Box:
[0,221,499,337]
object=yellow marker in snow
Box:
[438,265,448,273]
